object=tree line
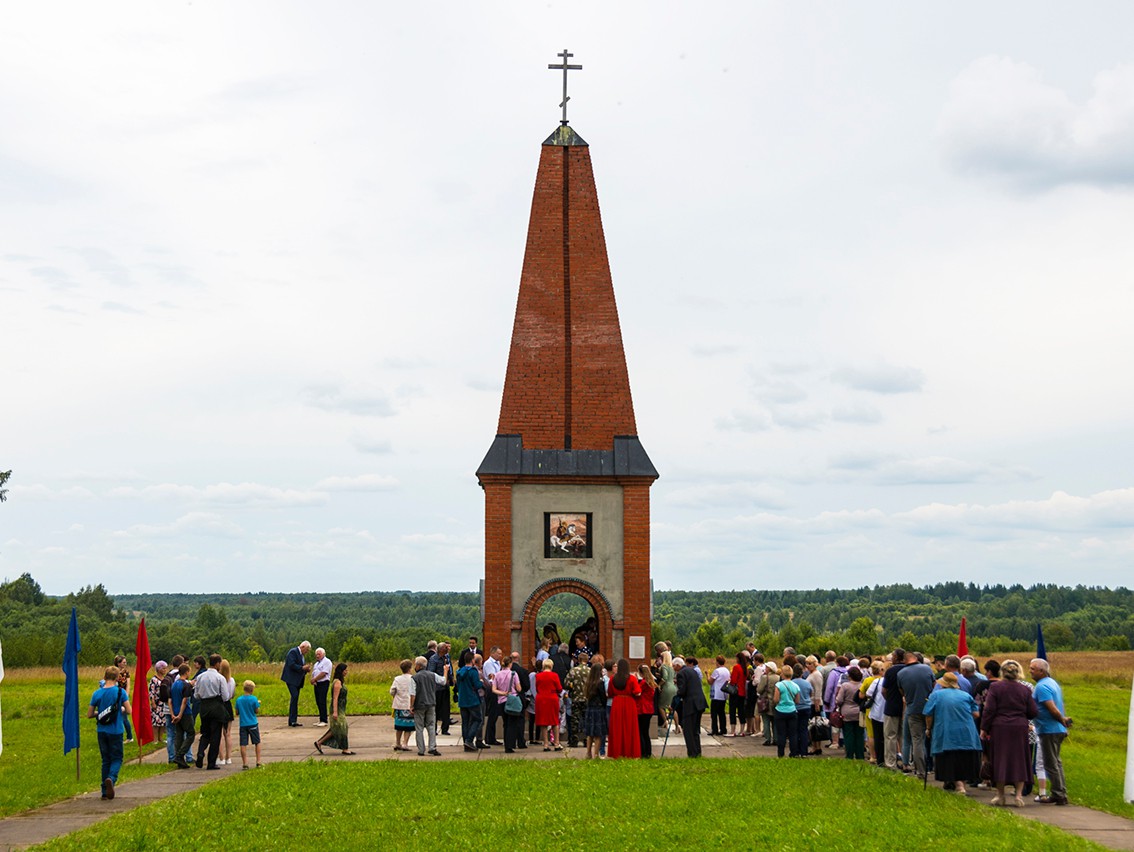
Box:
[1,572,1131,668]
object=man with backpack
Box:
[88,666,131,800]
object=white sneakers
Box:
[314,721,328,727]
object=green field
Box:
[33,761,1109,851]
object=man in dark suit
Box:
[280,641,311,727]
[674,656,707,758]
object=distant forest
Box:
[1,572,1131,667]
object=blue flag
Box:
[1036,623,1047,661]
[62,607,82,754]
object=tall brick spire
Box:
[476,114,657,668]
[495,127,639,452]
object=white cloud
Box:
[114,512,244,539]
[939,56,1134,189]
[831,364,924,394]
[109,482,326,507]
[665,482,790,511]
[300,383,396,417]
[716,409,772,432]
[314,474,399,492]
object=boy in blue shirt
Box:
[87,666,130,799]
[234,680,263,769]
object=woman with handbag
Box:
[728,651,749,737]
[772,668,800,758]
[491,656,525,753]
[757,661,780,746]
[835,665,866,760]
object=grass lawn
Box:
[34,760,1108,851]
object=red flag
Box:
[131,619,155,746]
[957,617,969,657]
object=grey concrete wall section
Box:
[511,483,624,620]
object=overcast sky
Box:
[3,3,1133,596]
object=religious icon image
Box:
[545,512,592,559]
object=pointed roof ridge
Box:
[543,124,588,147]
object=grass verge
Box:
[34,759,1109,851]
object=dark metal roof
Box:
[477,434,658,479]
[542,125,588,147]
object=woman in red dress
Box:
[607,658,642,759]
[534,658,563,751]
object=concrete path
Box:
[1,718,1131,850]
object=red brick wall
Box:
[620,480,653,666]
[497,144,638,451]
[481,478,514,656]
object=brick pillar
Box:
[482,479,514,654]
[621,479,653,667]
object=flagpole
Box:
[1125,671,1133,804]
[76,746,80,782]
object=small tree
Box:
[0,469,10,502]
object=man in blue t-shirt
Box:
[87,666,131,800]
[1030,658,1071,805]
[169,662,197,768]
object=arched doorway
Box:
[520,578,614,665]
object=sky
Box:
[3,3,1133,596]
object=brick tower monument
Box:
[477,52,658,666]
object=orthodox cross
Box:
[548,49,582,126]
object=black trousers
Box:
[710,698,727,734]
[681,711,703,757]
[314,681,330,723]
[197,698,225,768]
[638,713,653,757]
[484,697,501,743]
[503,711,523,751]
[437,687,452,733]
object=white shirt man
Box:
[311,648,333,727]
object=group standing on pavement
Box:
[91,634,1074,814]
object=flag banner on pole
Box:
[62,607,82,755]
[1125,672,1134,804]
[131,619,155,745]
[1036,624,1047,661]
[957,617,968,657]
[0,637,6,757]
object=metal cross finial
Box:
[548,49,582,126]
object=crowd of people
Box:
[89,633,1072,808]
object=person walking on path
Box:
[1030,658,1072,805]
[88,666,130,800]
[280,641,311,727]
[313,663,355,755]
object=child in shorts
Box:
[234,680,262,769]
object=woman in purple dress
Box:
[980,659,1039,807]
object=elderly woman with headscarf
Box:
[149,661,168,743]
[980,659,1039,806]
[924,671,981,794]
